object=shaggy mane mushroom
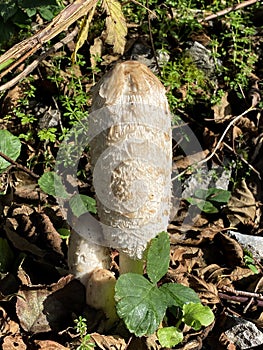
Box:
[68,60,172,327]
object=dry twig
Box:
[201,0,260,22]
[0,0,98,90]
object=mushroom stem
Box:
[119,252,144,275]
[68,231,110,285]
[86,268,118,329]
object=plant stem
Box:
[119,252,144,275]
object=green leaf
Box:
[206,188,231,203]
[160,283,200,308]
[23,8,36,17]
[0,21,15,44]
[147,231,170,284]
[194,188,208,200]
[115,273,167,336]
[157,327,183,347]
[247,264,259,274]
[38,6,56,21]
[57,228,71,239]
[0,238,14,273]
[0,130,21,172]
[102,0,127,54]
[0,1,17,22]
[38,172,69,199]
[69,194,97,217]
[198,200,218,213]
[183,302,214,330]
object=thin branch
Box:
[0,151,39,179]
[200,0,260,22]
[218,292,263,306]
[0,27,79,92]
[223,142,261,179]
[0,0,98,82]
[172,106,255,181]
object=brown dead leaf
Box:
[1,85,24,115]
[226,179,256,226]
[91,332,126,350]
[2,334,27,350]
[0,306,19,335]
[5,218,46,258]
[38,212,64,256]
[16,276,85,333]
[235,116,257,134]
[229,266,255,287]
[212,92,232,123]
[170,245,204,274]
[90,37,103,70]
[214,232,244,267]
[188,275,220,304]
[34,340,68,349]
[248,79,261,108]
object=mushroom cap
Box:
[89,61,172,259]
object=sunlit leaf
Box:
[115,273,167,336]
[147,231,170,284]
[0,130,21,172]
[157,327,183,347]
[102,0,127,54]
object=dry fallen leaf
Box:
[2,334,27,350]
[16,276,85,333]
[212,92,232,123]
[91,332,126,350]
[34,340,68,349]
[90,37,103,70]
[188,275,220,304]
[226,179,257,226]
[214,232,244,267]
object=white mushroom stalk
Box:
[68,60,172,327]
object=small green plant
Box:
[161,56,210,115]
[243,249,259,274]
[186,187,231,214]
[38,171,97,217]
[115,232,214,347]
[38,127,57,143]
[74,316,95,350]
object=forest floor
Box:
[0,0,263,349]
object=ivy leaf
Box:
[160,283,200,308]
[102,0,127,54]
[183,302,214,330]
[157,327,183,347]
[0,130,21,173]
[69,194,97,217]
[147,231,170,284]
[115,273,167,336]
[38,172,69,199]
